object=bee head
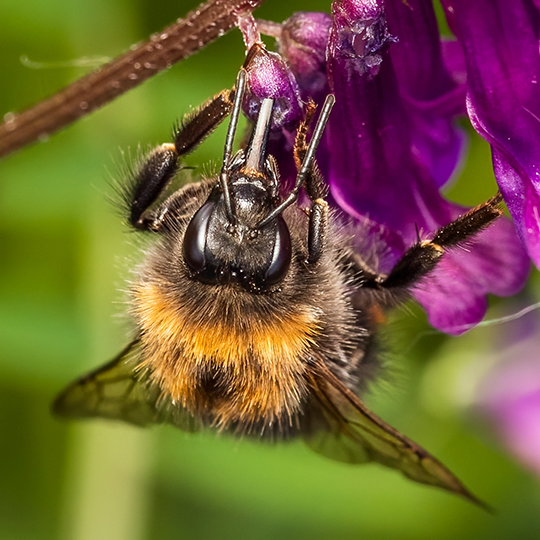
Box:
[182,94,292,293]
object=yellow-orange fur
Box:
[133,282,321,429]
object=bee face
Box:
[54,68,503,507]
[182,179,292,292]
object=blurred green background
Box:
[1,1,539,539]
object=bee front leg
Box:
[307,197,329,264]
[293,100,330,265]
[127,88,234,231]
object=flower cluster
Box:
[240,0,534,334]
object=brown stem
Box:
[0,0,266,158]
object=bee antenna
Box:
[258,94,335,228]
[220,69,248,224]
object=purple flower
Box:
[273,12,332,101]
[441,0,540,268]
[385,0,467,188]
[247,0,530,334]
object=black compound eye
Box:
[263,216,292,287]
[182,202,215,273]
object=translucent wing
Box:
[53,339,199,432]
[304,360,488,509]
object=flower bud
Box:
[243,43,303,130]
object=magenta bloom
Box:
[441,0,540,269]
[246,0,531,334]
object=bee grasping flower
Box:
[54,0,535,509]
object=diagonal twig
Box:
[0,0,266,158]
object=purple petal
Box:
[441,38,467,88]
[330,0,395,77]
[251,2,531,335]
[385,0,457,102]
[414,212,530,334]
[523,182,540,256]
[449,0,540,266]
[276,12,332,99]
[492,149,540,259]
[326,0,452,240]
[346,213,407,275]
[406,107,467,189]
[385,0,467,188]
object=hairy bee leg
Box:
[308,198,328,264]
[139,179,215,232]
[129,143,179,229]
[128,89,234,230]
[174,89,234,156]
[292,100,316,168]
[292,100,330,264]
[302,156,330,264]
[380,193,504,290]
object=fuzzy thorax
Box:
[132,281,322,430]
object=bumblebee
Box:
[54,68,502,506]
